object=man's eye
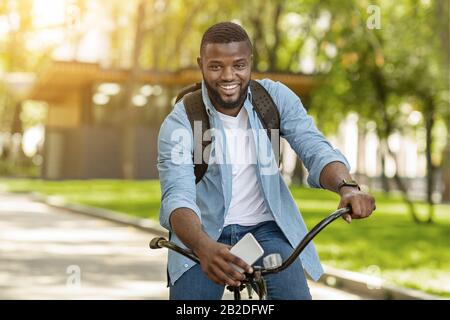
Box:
[235,64,246,69]
[209,65,221,70]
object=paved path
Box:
[0,192,363,300]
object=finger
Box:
[214,250,247,281]
[343,213,352,223]
[209,274,225,286]
[212,266,241,287]
[357,200,367,218]
[225,252,253,274]
[362,203,370,218]
[367,198,375,217]
[207,264,235,286]
[214,255,246,281]
[338,199,352,223]
[202,266,224,286]
[338,198,348,209]
[364,197,376,217]
[350,201,363,219]
[224,263,246,282]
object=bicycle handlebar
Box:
[149,207,351,274]
[261,206,350,275]
[150,237,200,264]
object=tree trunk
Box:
[381,138,426,223]
[292,158,304,186]
[424,96,436,223]
[436,0,450,203]
[168,2,201,70]
[442,137,450,202]
[10,101,23,135]
[249,3,265,71]
[371,68,426,223]
[267,2,283,72]
[120,0,146,179]
[379,142,390,193]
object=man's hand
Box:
[338,186,376,223]
[170,208,252,287]
[319,162,376,223]
[194,238,253,287]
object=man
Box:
[157,22,376,300]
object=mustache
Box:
[204,80,249,109]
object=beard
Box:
[204,79,250,110]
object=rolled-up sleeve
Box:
[262,80,350,189]
[157,102,202,231]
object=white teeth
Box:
[219,84,238,90]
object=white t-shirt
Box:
[217,107,275,227]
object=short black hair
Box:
[200,22,252,55]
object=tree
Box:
[308,0,449,222]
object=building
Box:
[27,60,316,179]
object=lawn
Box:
[1,178,449,298]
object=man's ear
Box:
[197,57,202,69]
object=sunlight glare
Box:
[33,0,66,28]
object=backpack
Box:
[175,80,280,184]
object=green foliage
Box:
[0,160,40,178]
[309,0,448,147]
[2,0,447,138]
[19,101,48,131]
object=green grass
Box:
[1,178,449,298]
[0,179,162,220]
[290,187,450,298]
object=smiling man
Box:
[200,40,251,114]
[157,22,376,300]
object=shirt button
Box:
[218,228,222,232]
[184,264,189,268]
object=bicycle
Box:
[149,206,351,300]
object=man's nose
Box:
[221,66,234,81]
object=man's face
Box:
[197,41,252,110]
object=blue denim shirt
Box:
[157,79,350,285]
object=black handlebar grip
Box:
[149,237,166,249]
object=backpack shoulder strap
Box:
[250,80,281,164]
[250,80,280,134]
[176,82,202,103]
[182,89,210,184]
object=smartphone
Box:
[230,233,265,273]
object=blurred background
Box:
[0,0,448,298]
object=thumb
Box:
[338,199,352,224]
[343,214,352,224]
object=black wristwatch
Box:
[337,179,361,191]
